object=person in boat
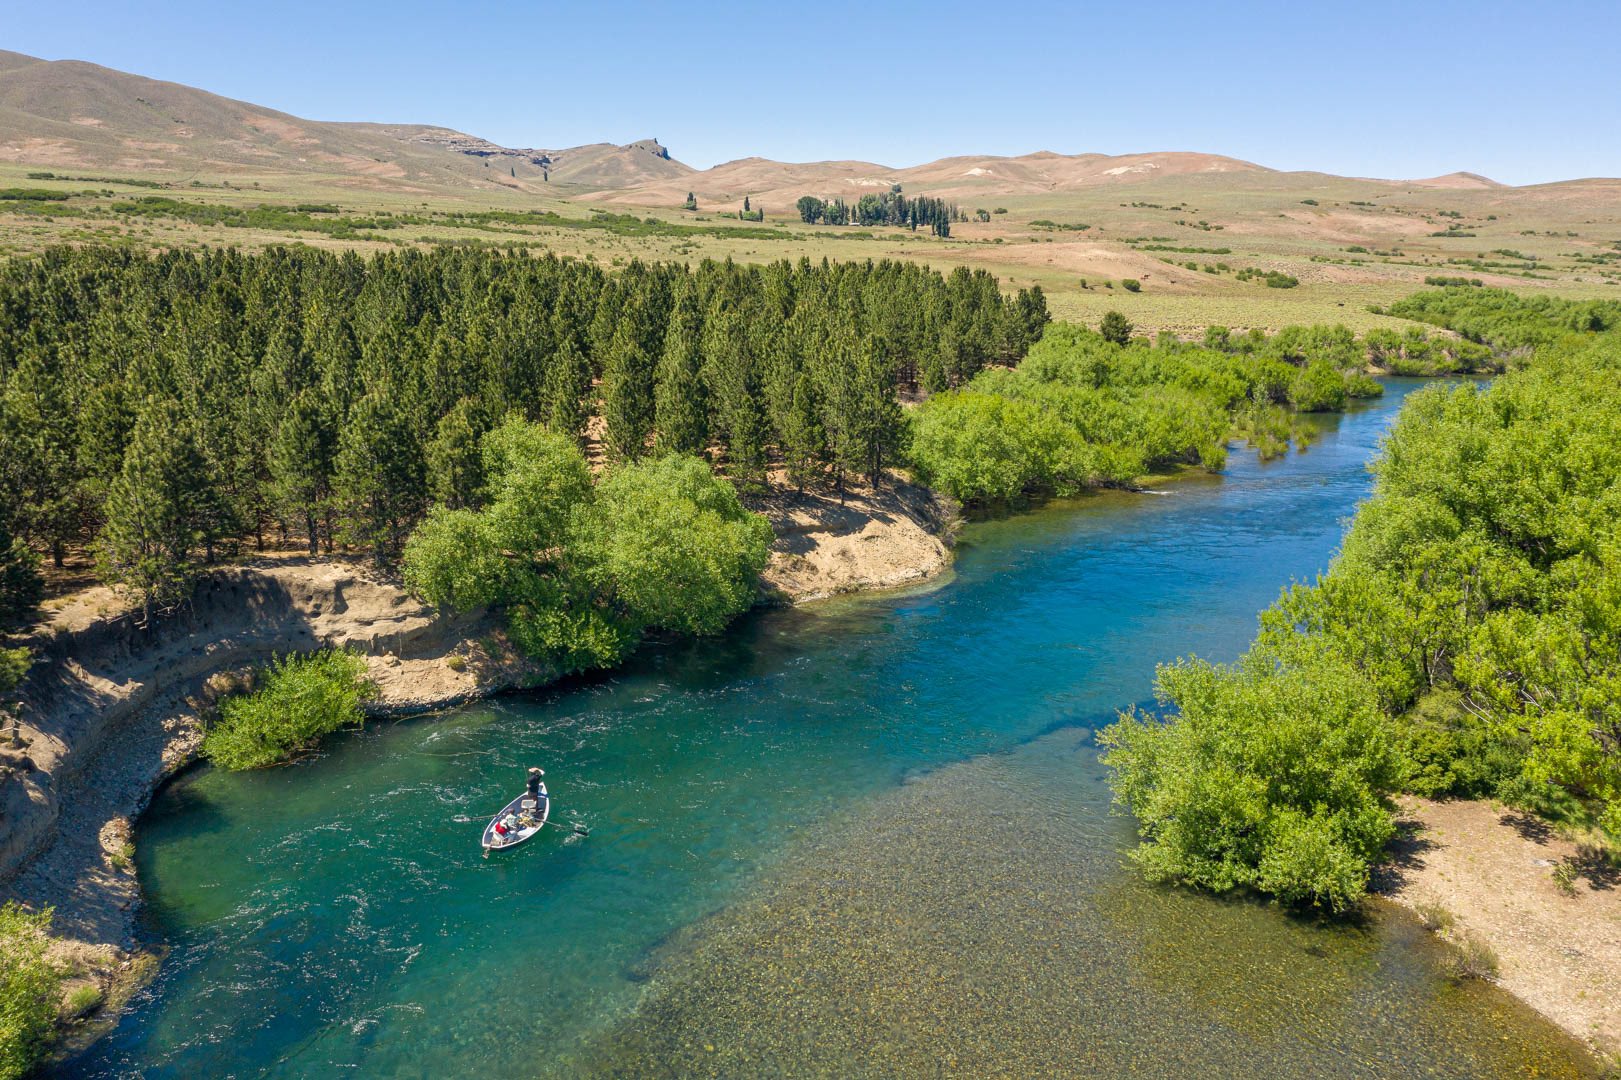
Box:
[495,811,521,843]
[525,767,545,810]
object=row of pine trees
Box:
[0,246,1047,605]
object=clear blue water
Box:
[67,379,1596,1077]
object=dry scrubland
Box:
[3,158,1619,337]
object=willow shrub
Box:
[1104,304,1621,913]
[1100,640,1402,913]
[203,650,375,770]
[0,901,61,1080]
[907,321,1379,506]
[404,417,771,675]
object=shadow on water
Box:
[66,378,1597,1078]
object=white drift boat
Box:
[481,770,550,855]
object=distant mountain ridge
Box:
[0,49,1577,203]
[0,50,685,191]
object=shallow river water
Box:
[68,379,1598,1077]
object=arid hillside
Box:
[1,49,1617,338]
[0,50,685,192]
[585,149,1276,206]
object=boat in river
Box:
[481,769,549,855]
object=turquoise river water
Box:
[66,379,1599,1077]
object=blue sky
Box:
[6,0,1617,185]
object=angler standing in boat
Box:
[481,766,584,856]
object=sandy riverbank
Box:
[1377,797,1621,1060]
[0,474,958,1047]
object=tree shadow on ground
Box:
[1498,810,1555,845]
[1370,816,1438,895]
[1569,844,1621,891]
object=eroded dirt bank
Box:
[0,557,550,1024]
[748,474,958,602]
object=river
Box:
[66,378,1599,1077]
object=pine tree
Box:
[425,396,489,509]
[850,336,904,486]
[543,337,592,443]
[778,371,824,494]
[701,304,765,486]
[601,324,656,461]
[1012,285,1051,353]
[654,289,708,455]
[1100,310,1134,346]
[0,351,81,567]
[332,390,426,560]
[268,392,333,555]
[97,397,211,620]
[813,327,860,500]
[0,493,42,626]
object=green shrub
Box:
[1100,639,1403,913]
[1121,278,1142,292]
[1105,296,1621,912]
[202,650,375,769]
[1099,310,1132,344]
[907,318,1379,505]
[575,455,773,637]
[0,902,62,1080]
[1395,689,1524,799]
[404,418,771,673]
[1414,902,1455,932]
[1447,932,1500,981]
[1287,360,1349,412]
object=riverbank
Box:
[748,473,959,602]
[1377,797,1621,1060]
[0,473,958,1050]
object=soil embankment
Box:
[1377,797,1621,1058]
[749,474,958,602]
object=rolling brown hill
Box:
[584,150,1277,208]
[0,50,687,192]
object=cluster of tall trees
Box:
[797,196,850,226]
[1102,289,1621,911]
[795,193,960,237]
[0,245,1047,616]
